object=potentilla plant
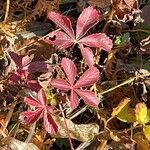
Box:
[51,58,100,109]
[45,6,113,67]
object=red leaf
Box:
[45,31,73,49]
[20,108,43,124]
[38,89,47,105]
[76,6,100,40]
[9,51,22,68]
[24,97,41,107]
[70,90,79,109]
[51,79,71,91]
[74,67,99,88]
[48,12,74,38]
[25,61,49,73]
[27,80,41,92]
[61,58,77,85]
[79,33,113,51]
[43,110,58,134]
[80,45,94,67]
[9,71,21,82]
[75,89,99,108]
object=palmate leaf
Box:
[24,96,41,107]
[76,6,100,39]
[79,45,94,68]
[61,57,77,85]
[20,89,58,135]
[48,11,74,38]
[37,89,47,105]
[74,67,99,88]
[46,6,113,67]
[20,108,43,125]
[79,33,113,51]
[70,90,79,109]
[51,58,100,109]
[51,79,71,91]
[43,110,58,134]
[74,89,99,108]
[45,31,73,49]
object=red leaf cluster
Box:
[45,6,113,67]
[51,58,100,109]
[20,89,58,134]
[9,52,49,91]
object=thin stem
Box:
[3,99,17,131]
[123,29,150,34]
[17,34,49,52]
[69,106,87,120]
[3,0,10,23]
[100,77,136,95]
[25,122,36,143]
[102,8,115,33]
[17,28,61,52]
[59,104,74,150]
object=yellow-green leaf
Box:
[143,125,150,141]
[117,108,136,123]
[135,103,148,124]
[111,98,130,117]
[47,91,57,106]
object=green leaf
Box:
[114,36,123,46]
[143,125,150,141]
[111,98,130,117]
[47,91,57,106]
[135,103,148,124]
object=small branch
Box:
[59,104,74,150]
[3,99,17,131]
[123,29,150,34]
[99,77,136,95]
[69,106,87,120]
[17,28,61,52]
[25,122,36,143]
[3,0,10,23]
[17,34,49,52]
[102,8,115,33]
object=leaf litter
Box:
[0,0,149,149]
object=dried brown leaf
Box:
[88,0,111,9]
[53,116,99,142]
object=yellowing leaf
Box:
[135,103,148,124]
[143,125,150,141]
[117,108,136,123]
[111,98,130,117]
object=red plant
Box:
[45,6,113,67]
[51,58,100,109]
[9,51,49,91]
[20,89,58,134]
